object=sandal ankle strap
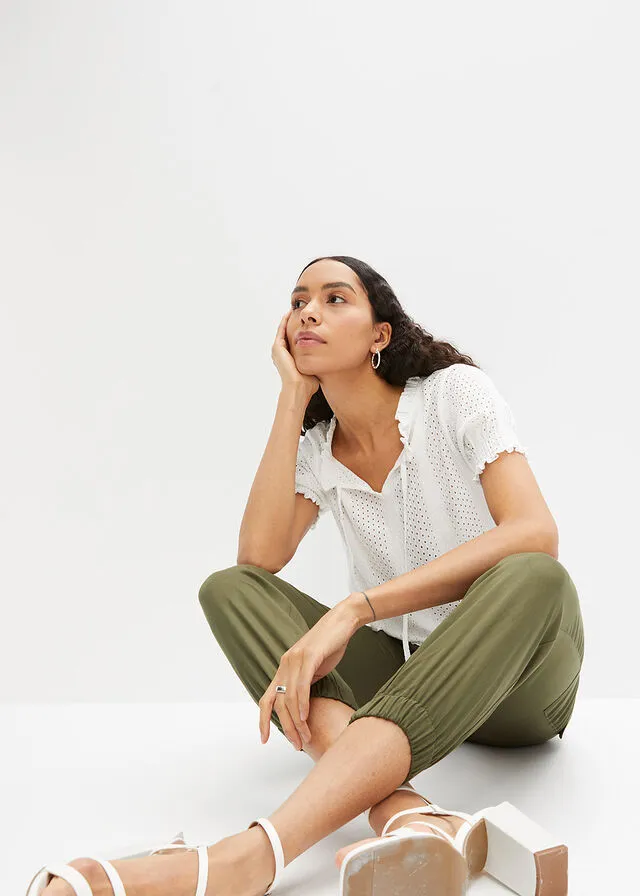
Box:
[381,805,474,838]
[248,817,285,894]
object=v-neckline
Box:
[326,382,411,496]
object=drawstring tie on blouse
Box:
[336,440,415,664]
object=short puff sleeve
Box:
[294,432,329,531]
[442,364,529,482]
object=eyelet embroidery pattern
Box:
[294,364,529,658]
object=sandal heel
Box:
[464,800,568,896]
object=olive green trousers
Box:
[198,551,584,785]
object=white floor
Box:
[3,698,636,894]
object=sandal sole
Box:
[340,833,468,895]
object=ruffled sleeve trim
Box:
[470,443,529,482]
[293,484,325,530]
[294,484,325,507]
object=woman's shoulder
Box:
[414,364,505,434]
[423,363,495,403]
[426,362,487,386]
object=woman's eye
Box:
[291,294,345,310]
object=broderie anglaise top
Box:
[294,363,529,663]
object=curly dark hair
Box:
[296,255,480,434]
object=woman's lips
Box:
[297,337,325,346]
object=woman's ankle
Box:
[368,788,428,836]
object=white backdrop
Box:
[1,1,637,705]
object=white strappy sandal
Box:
[25,818,286,896]
[343,784,567,896]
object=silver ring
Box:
[275,685,287,694]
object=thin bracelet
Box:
[361,590,376,621]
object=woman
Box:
[198,255,583,895]
[30,256,583,896]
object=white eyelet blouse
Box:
[294,363,529,663]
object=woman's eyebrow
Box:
[291,281,357,296]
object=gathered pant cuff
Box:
[347,692,437,784]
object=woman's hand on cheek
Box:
[272,309,320,399]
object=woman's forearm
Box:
[237,385,309,571]
[341,520,558,632]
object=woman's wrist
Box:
[280,382,312,406]
[339,592,374,634]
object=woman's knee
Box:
[500,551,570,607]
[500,550,564,577]
[198,563,272,610]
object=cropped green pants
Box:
[198,551,584,785]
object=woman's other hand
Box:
[258,602,358,750]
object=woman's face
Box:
[286,259,376,374]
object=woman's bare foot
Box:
[42,826,277,896]
[334,807,468,870]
